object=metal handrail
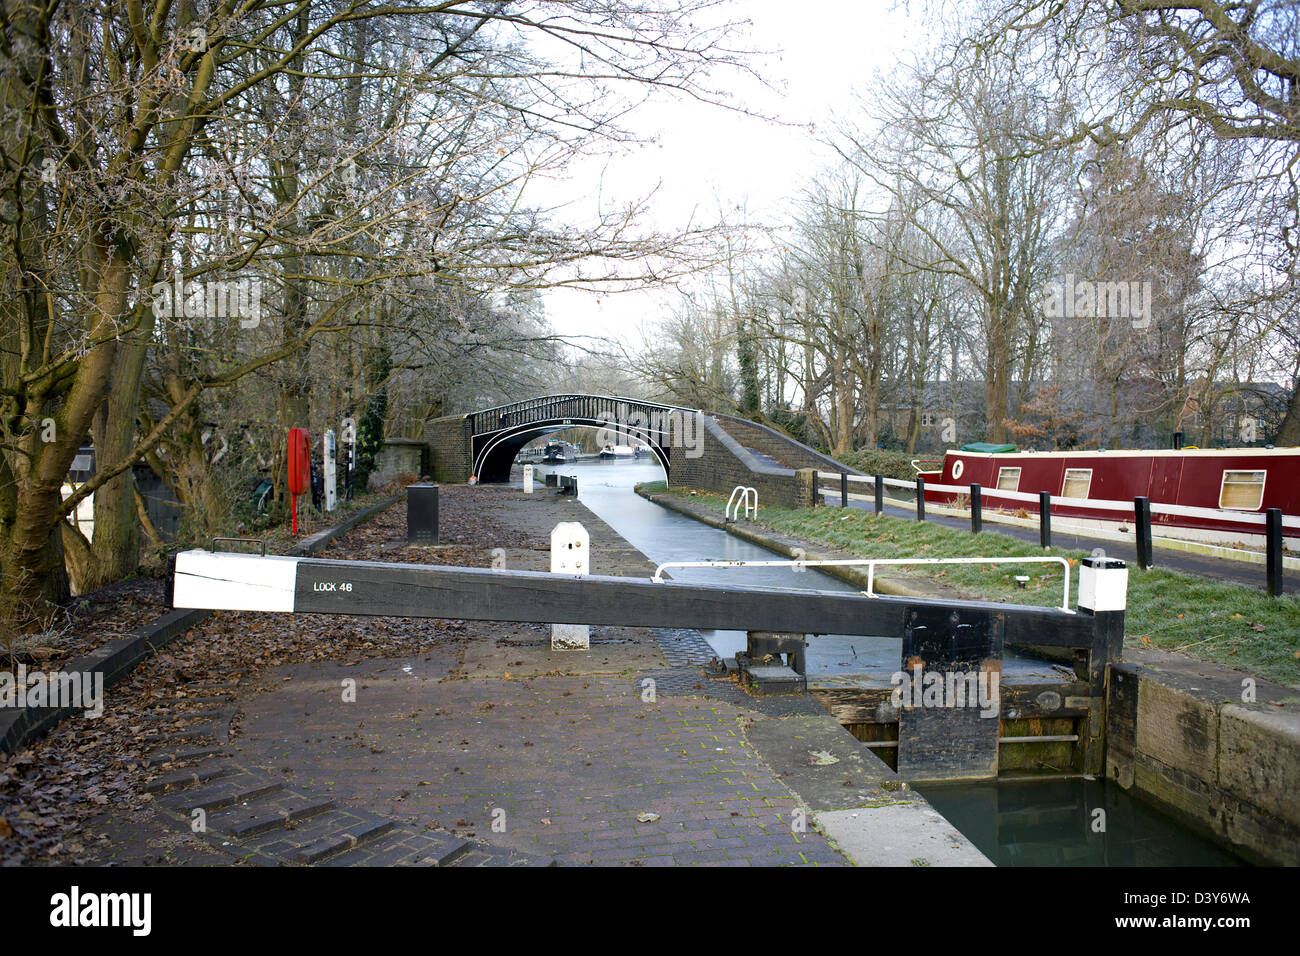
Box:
[725,485,757,521]
[651,555,1075,611]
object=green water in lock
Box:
[918,777,1246,866]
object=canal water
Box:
[533,458,1063,682]
[527,457,1245,866]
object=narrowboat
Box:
[598,443,637,459]
[540,442,577,465]
[917,444,1300,546]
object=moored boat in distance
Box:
[542,439,581,464]
[917,444,1300,548]
[598,443,638,459]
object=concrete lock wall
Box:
[669,416,817,508]
[424,416,472,483]
[1106,662,1300,866]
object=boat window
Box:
[1219,470,1265,510]
[1062,468,1092,499]
[996,467,1021,492]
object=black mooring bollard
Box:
[841,471,849,507]
[1039,491,1052,549]
[1266,507,1284,597]
[971,483,982,534]
[875,474,884,514]
[1134,496,1153,570]
[916,476,926,521]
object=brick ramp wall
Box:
[671,417,815,507]
[424,416,472,483]
[712,414,859,475]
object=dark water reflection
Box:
[919,778,1244,866]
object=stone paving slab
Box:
[815,805,994,867]
[742,714,903,812]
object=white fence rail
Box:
[819,472,1300,529]
[651,555,1074,611]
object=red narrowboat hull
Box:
[919,448,1300,546]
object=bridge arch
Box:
[473,420,670,483]
[460,394,695,484]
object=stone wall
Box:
[1107,661,1300,865]
[424,416,472,483]
[368,439,427,489]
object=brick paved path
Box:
[232,655,845,866]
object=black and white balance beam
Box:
[170,550,1115,648]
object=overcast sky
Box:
[531,0,923,349]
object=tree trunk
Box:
[985,304,1011,443]
[75,318,154,590]
[2,251,126,631]
[1275,380,1300,446]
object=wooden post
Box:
[970,483,982,534]
[1134,496,1152,570]
[874,475,884,514]
[916,476,925,521]
[1039,491,1051,549]
[1077,556,1128,775]
[1266,508,1284,597]
[841,472,848,507]
[812,469,820,507]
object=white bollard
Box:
[550,521,590,650]
[523,464,534,494]
[1078,556,1129,613]
[323,429,338,512]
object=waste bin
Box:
[407,484,439,544]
